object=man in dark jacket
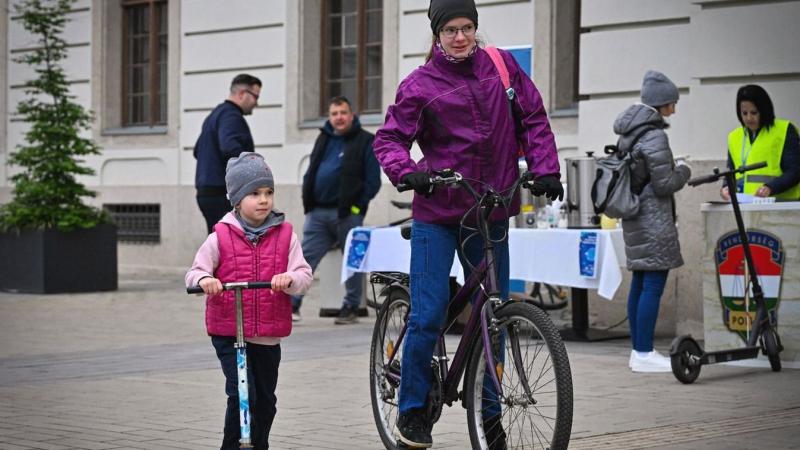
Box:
[194,74,262,233]
[291,96,381,324]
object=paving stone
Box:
[0,272,798,449]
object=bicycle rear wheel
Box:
[369,288,410,450]
[465,302,573,450]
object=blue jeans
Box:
[399,220,509,417]
[290,208,364,311]
[211,337,281,450]
[627,270,669,352]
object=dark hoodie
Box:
[302,116,381,217]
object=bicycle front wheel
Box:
[465,302,573,450]
[369,287,410,450]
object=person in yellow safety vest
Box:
[721,84,800,201]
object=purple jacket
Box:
[374,45,560,224]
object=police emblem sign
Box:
[715,229,784,342]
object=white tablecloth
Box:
[341,227,626,300]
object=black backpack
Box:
[591,126,652,219]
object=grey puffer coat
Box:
[613,104,691,271]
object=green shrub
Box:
[0,0,106,232]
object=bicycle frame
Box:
[385,171,537,407]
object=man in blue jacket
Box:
[292,96,381,324]
[194,74,262,233]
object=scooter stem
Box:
[725,172,768,347]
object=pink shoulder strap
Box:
[485,46,510,89]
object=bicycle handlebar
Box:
[687,161,767,187]
[397,170,535,204]
[186,281,272,294]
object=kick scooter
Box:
[188,281,273,449]
[669,161,783,384]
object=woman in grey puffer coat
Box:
[615,70,691,373]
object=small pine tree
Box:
[0,0,106,232]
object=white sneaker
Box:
[291,311,301,323]
[630,350,672,373]
[628,350,635,369]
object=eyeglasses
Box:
[439,24,476,39]
[244,89,260,101]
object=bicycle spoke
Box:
[469,305,570,450]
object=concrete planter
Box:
[0,223,118,293]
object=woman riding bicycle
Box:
[373,1,563,447]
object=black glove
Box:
[400,172,432,195]
[530,175,564,201]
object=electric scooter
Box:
[188,281,272,449]
[669,161,783,384]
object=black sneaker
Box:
[483,414,507,450]
[334,304,358,324]
[396,409,432,448]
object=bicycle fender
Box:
[378,283,409,300]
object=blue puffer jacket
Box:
[194,100,254,189]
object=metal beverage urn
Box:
[566,152,600,228]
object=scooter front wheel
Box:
[761,327,782,372]
[670,336,702,384]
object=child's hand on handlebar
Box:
[720,186,731,201]
[270,273,293,292]
[529,175,564,201]
[199,277,223,295]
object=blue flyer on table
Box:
[579,231,598,278]
[346,228,371,271]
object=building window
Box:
[321,0,382,115]
[122,0,168,127]
[104,203,161,244]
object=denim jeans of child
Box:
[211,336,281,450]
[399,220,509,419]
[627,270,669,352]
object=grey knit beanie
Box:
[641,70,679,107]
[225,152,274,206]
[428,0,478,35]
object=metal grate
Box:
[103,203,160,244]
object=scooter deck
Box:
[699,346,760,365]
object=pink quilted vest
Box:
[205,221,293,338]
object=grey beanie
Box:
[225,152,274,206]
[641,70,679,107]
[428,0,478,35]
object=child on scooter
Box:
[186,152,312,450]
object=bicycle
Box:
[369,170,573,450]
[187,281,273,450]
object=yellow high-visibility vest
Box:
[727,118,800,200]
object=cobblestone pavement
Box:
[0,272,798,449]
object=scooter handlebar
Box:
[688,173,720,187]
[186,281,273,294]
[687,161,768,187]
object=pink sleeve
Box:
[185,233,220,288]
[284,232,313,296]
